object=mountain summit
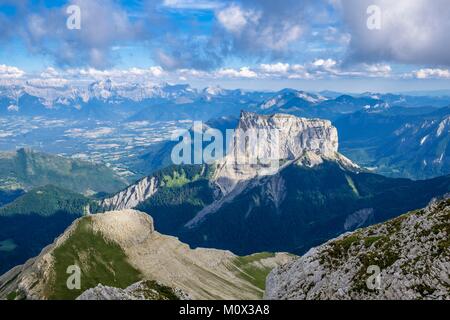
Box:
[0,209,291,300]
[213,111,357,196]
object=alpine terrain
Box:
[0,210,292,300]
[265,195,450,300]
[98,112,450,256]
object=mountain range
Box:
[0,82,449,301]
[1,81,449,180]
[97,112,450,257]
[0,80,270,121]
[1,80,448,122]
[336,106,450,179]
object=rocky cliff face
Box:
[184,112,358,228]
[212,111,346,196]
[0,209,292,300]
[100,176,158,211]
[265,196,450,300]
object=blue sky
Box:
[0,0,450,92]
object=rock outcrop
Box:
[0,209,293,300]
[185,111,359,228]
[100,176,158,211]
[212,111,344,196]
[76,280,189,300]
[265,196,450,300]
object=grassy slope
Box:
[230,253,276,295]
[48,217,142,300]
[0,148,127,194]
[48,216,261,300]
[136,164,215,234]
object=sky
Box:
[0,0,449,92]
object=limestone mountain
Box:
[0,148,127,195]
[265,195,450,300]
[0,210,292,300]
[98,112,450,257]
[210,111,357,197]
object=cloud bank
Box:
[340,0,450,67]
[0,0,449,79]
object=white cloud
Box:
[14,0,139,69]
[61,60,390,82]
[7,105,19,112]
[127,67,166,78]
[363,64,392,77]
[215,1,306,53]
[312,59,338,69]
[268,23,302,51]
[260,63,290,74]
[0,65,25,78]
[216,67,258,78]
[0,60,416,85]
[149,67,165,77]
[413,68,450,79]
[66,67,166,80]
[216,5,256,33]
[177,68,209,78]
[256,59,392,79]
[340,0,450,66]
[40,67,59,78]
[163,0,223,10]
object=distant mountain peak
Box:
[259,89,327,110]
[203,85,225,96]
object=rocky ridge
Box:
[0,209,292,300]
[265,195,450,300]
[100,176,158,211]
[76,280,189,300]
